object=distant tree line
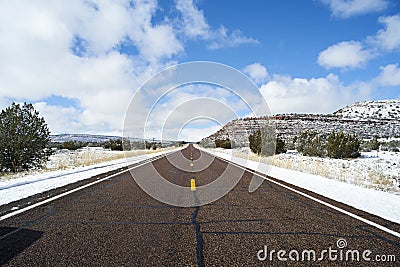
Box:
[50,139,166,151]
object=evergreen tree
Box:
[103,139,123,151]
[0,103,52,172]
[370,136,380,151]
[326,130,360,159]
[296,130,325,157]
[248,126,278,156]
[275,137,287,154]
[249,129,262,154]
[215,138,232,149]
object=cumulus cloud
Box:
[175,0,258,49]
[260,73,371,114]
[243,63,269,84]
[370,14,400,51]
[317,41,372,69]
[321,0,389,18]
[137,84,252,141]
[375,64,400,86]
[0,0,260,139]
[175,0,209,39]
[33,102,82,134]
[317,14,400,70]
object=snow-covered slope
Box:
[51,134,121,143]
[334,99,400,120]
[201,99,400,146]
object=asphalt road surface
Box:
[1,144,399,266]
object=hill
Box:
[201,99,400,147]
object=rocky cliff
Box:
[201,99,400,147]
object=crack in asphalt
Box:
[191,191,204,267]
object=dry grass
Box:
[47,148,172,170]
[210,148,399,193]
[0,147,177,180]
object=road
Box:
[0,144,399,266]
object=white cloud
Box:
[376,64,400,86]
[260,73,371,114]
[175,0,209,39]
[33,102,82,134]
[179,124,221,142]
[175,0,258,49]
[370,15,400,51]
[317,41,371,69]
[317,14,400,70]
[207,26,259,50]
[140,84,251,140]
[243,63,269,84]
[0,0,184,136]
[321,0,389,18]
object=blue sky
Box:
[0,0,399,141]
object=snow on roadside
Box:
[0,147,181,206]
[199,146,400,225]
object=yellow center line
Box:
[190,178,196,191]
[190,162,194,167]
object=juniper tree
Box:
[326,130,360,159]
[295,130,324,157]
[214,138,231,149]
[275,137,287,154]
[0,103,52,172]
[248,125,277,156]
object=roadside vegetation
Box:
[0,103,52,173]
[204,126,399,193]
[0,102,184,176]
[249,126,361,159]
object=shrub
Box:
[103,139,123,151]
[295,130,324,157]
[0,103,52,172]
[326,130,360,159]
[215,138,232,149]
[248,126,277,156]
[275,137,287,154]
[59,141,87,150]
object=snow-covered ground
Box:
[0,147,181,206]
[209,147,400,194]
[200,146,400,224]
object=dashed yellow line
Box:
[190,162,194,167]
[190,178,196,191]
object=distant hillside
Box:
[334,99,400,120]
[201,99,400,147]
[50,133,177,146]
[50,134,122,143]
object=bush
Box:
[59,141,87,150]
[379,140,400,152]
[248,126,277,156]
[295,131,324,157]
[326,130,360,159]
[0,103,52,172]
[215,138,232,149]
[249,129,262,154]
[103,139,123,151]
[275,137,287,154]
[361,136,380,152]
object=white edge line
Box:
[0,150,177,222]
[201,148,400,239]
